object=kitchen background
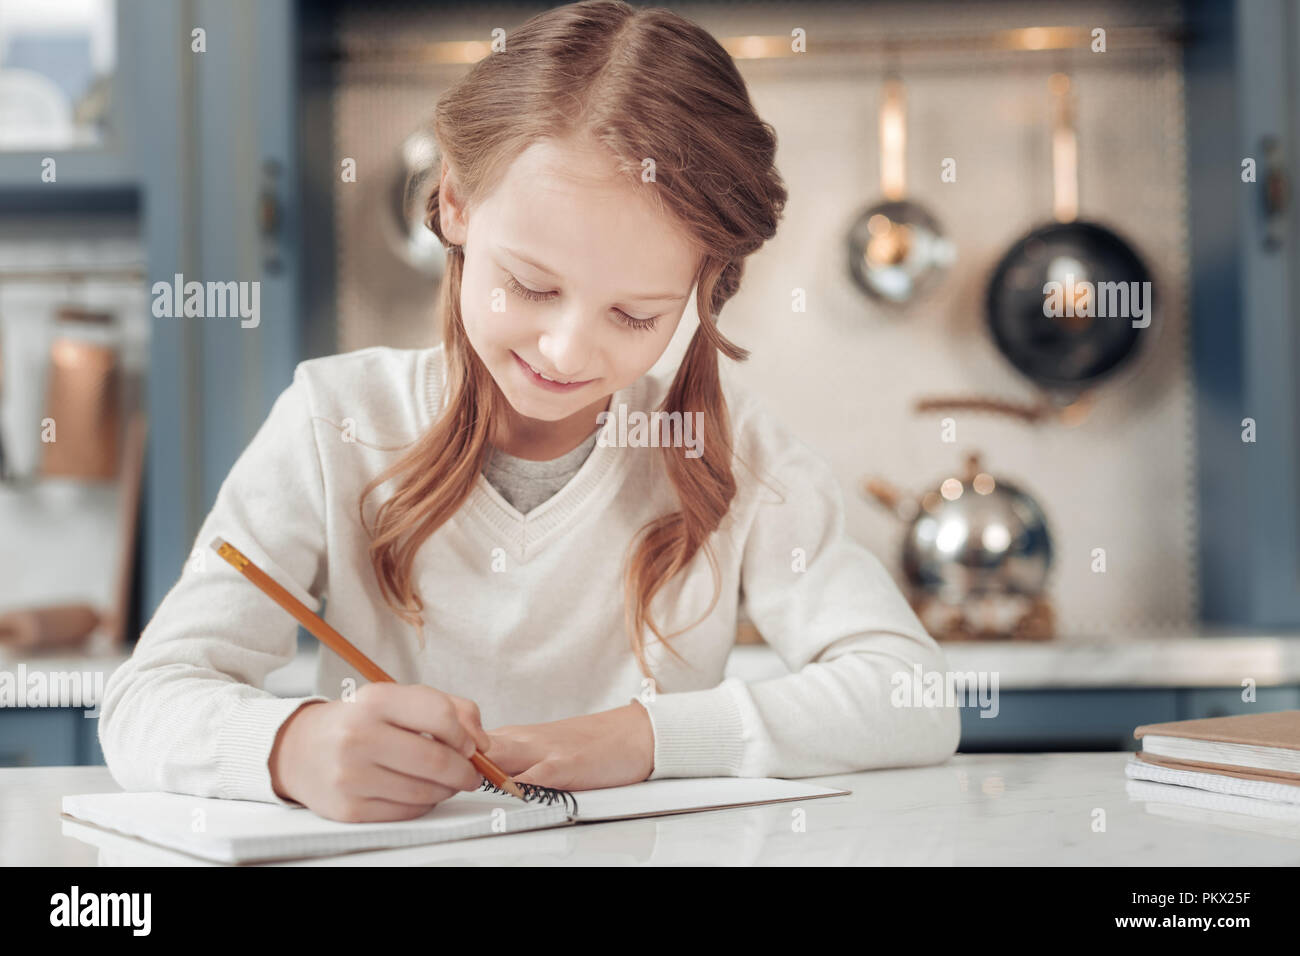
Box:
[1,0,1298,766]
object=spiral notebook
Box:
[61,777,849,864]
[1124,778,1300,840]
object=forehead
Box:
[487,137,698,287]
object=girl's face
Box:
[439,135,700,440]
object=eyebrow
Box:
[499,245,689,303]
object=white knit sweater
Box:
[99,344,960,805]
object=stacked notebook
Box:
[61,777,850,865]
[1125,711,1300,824]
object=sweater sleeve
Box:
[98,364,332,805]
[638,414,962,780]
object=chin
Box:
[507,396,569,421]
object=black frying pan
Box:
[985,73,1157,404]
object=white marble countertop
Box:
[5,753,1298,865]
[940,633,1300,689]
[4,630,1300,710]
[728,634,1300,689]
[733,632,1300,686]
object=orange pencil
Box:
[209,536,526,800]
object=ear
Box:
[438,157,469,245]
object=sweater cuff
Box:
[634,680,748,778]
[216,695,331,805]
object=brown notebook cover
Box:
[1134,711,1300,785]
[1135,753,1300,785]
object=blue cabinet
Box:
[0,708,105,766]
[0,0,306,627]
[958,685,1300,751]
[1187,0,1300,626]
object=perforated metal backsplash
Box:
[332,1,1196,637]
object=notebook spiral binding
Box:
[478,778,579,815]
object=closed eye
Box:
[503,273,660,333]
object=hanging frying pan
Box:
[920,72,1158,425]
[989,72,1156,388]
[846,72,955,306]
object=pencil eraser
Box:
[209,535,227,552]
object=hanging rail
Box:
[0,266,147,283]
[306,24,1187,66]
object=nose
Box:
[536,307,594,378]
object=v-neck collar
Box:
[419,345,644,561]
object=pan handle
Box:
[914,393,1095,426]
[861,476,918,522]
[880,74,906,202]
[1049,72,1078,224]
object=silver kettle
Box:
[862,451,1054,605]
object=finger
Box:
[486,734,546,776]
[344,796,449,823]
[445,694,491,752]
[378,685,473,756]
[369,722,483,792]
[357,762,461,806]
[517,756,586,791]
[511,759,554,788]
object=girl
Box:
[100,0,959,824]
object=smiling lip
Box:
[512,352,594,392]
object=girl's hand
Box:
[484,701,655,791]
[269,682,491,823]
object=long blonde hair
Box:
[359,0,787,678]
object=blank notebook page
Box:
[62,777,849,864]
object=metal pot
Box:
[383,126,446,278]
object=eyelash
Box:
[504,273,660,333]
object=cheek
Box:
[615,338,667,384]
[643,315,681,357]
[458,271,505,342]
